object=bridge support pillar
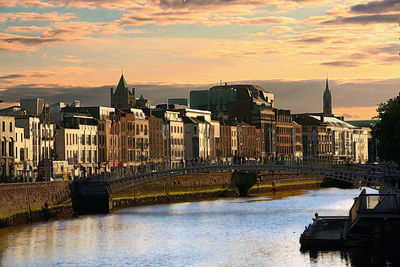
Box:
[232,171,257,196]
[71,181,111,214]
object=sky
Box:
[0,0,399,120]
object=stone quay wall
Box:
[0,181,72,226]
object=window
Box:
[87,150,91,162]
[81,135,85,145]
[87,135,91,145]
[9,122,12,132]
[93,135,97,145]
[2,121,5,131]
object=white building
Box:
[15,117,41,173]
[309,116,369,163]
[352,127,371,164]
[0,116,15,180]
[14,127,25,177]
[164,111,185,168]
[14,117,55,180]
[56,114,98,177]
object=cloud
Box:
[0,11,75,23]
[238,16,297,25]
[350,0,400,14]
[320,61,360,67]
[3,36,63,46]
[322,14,399,25]
[293,36,330,43]
[267,26,295,35]
[61,55,84,63]
[1,21,145,51]
[0,74,27,80]
[0,0,55,8]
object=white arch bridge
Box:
[71,159,399,214]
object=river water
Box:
[0,187,383,266]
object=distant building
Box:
[352,127,371,164]
[190,90,209,111]
[135,94,150,109]
[61,106,115,121]
[236,122,262,159]
[294,115,333,160]
[168,98,188,107]
[294,115,364,162]
[110,74,136,109]
[148,114,163,166]
[217,123,232,159]
[20,98,45,116]
[190,84,274,123]
[274,109,298,159]
[190,84,275,157]
[132,109,149,164]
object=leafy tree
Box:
[372,93,400,165]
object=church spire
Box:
[115,73,128,94]
[323,77,332,116]
[325,76,329,90]
[110,74,136,109]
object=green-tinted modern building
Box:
[190,84,274,124]
[168,98,188,106]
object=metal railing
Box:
[81,157,397,195]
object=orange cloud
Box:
[0,11,75,23]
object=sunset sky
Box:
[1,0,399,120]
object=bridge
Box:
[71,158,399,214]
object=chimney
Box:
[320,114,324,123]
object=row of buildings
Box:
[0,75,372,182]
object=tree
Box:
[372,93,400,165]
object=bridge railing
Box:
[86,158,397,192]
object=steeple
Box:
[325,77,329,91]
[110,74,136,109]
[115,74,128,94]
[323,77,332,116]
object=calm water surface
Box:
[0,187,377,266]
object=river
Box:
[0,187,387,266]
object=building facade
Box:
[0,116,15,181]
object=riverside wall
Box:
[0,181,73,227]
[0,171,323,227]
[111,171,323,210]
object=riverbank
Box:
[0,173,323,227]
[111,176,323,211]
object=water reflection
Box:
[1,187,395,266]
